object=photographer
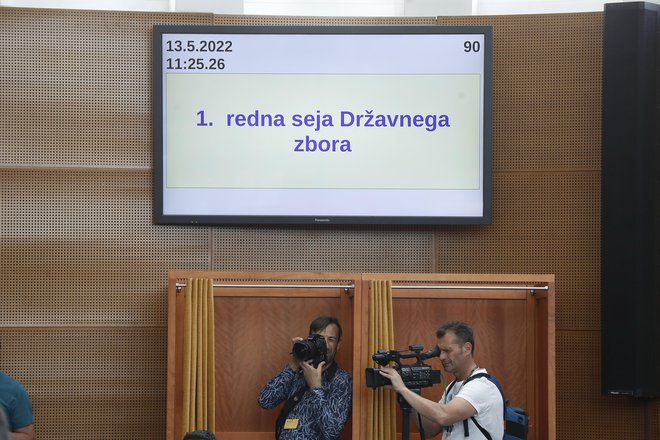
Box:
[257,316,352,440]
[379,321,503,439]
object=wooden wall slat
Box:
[438,172,600,330]
[212,227,434,273]
[0,8,213,169]
[0,169,210,327]
[0,328,167,440]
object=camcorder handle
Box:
[373,344,440,366]
[395,345,440,364]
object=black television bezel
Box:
[153,24,493,226]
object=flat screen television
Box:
[153,25,492,225]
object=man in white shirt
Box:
[379,321,504,440]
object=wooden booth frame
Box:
[167,272,555,440]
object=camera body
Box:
[365,345,441,389]
[366,364,441,389]
[292,333,327,367]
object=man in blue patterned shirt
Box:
[258,316,352,440]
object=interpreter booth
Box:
[166,272,555,440]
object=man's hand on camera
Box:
[379,367,406,393]
[289,337,304,370]
[300,360,325,390]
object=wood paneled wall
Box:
[166,272,553,440]
[168,272,358,440]
[1,6,654,440]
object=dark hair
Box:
[183,430,216,440]
[309,315,342,341]
[436,321,475,354]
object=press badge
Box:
[283,419,299,429]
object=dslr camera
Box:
[365,344,441,389]
[292,333,327,367]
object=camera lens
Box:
[292,340,314,360]
[292,334,327,364]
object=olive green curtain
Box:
[181,278,216,438]
[366,280,396,440]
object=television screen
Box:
[153,25,492,225]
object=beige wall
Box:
[0,7,655,440]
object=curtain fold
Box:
[181,278,216,438]
[366,280,396,440]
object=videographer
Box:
[257,316,352,440]
[378,321,503,439]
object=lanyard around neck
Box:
[443,365,479,404]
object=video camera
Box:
[365,344,441,389]
[292,333,327,367]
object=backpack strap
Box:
[464,372,490,383]
[446,379,458,395]
[464,417,493,440]
[274,362,338,439]
[457,372,494,439]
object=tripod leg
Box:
[398,394,411,440]
[401,408,410,440]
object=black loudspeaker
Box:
[602,2,660,397]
